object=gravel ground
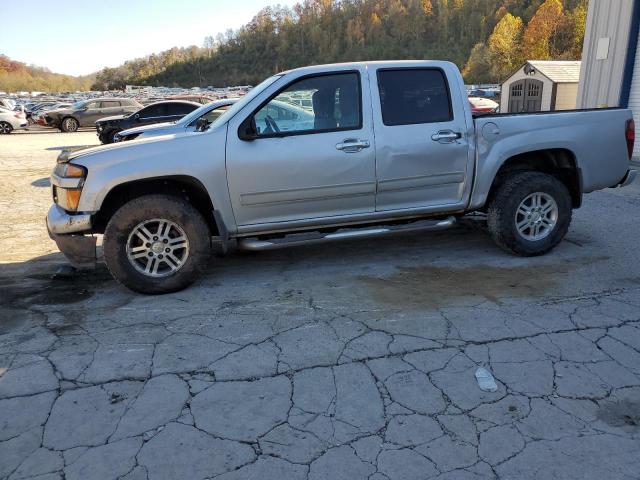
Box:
[1,130,640,480]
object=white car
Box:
[0,107,28,134]
[0,98,16,110]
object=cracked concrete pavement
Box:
[1,131,640,479]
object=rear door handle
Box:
[431,130,462,143]
[336,139,370,153]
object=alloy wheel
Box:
[126,218,190,277]
[514,192,558,241]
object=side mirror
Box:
[238,116,258,141]
[134,113,140,120]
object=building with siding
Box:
[577,0,640,156]
[500,61,581,113]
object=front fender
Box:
[73,127,237,233]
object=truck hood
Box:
[57,133,179,163]
[119,121,178,136]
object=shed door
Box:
[509,79,543,112]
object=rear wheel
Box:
[103,195,211,294]
[0,121,13,134]
[487,171,572,256]
[61,117,79,132]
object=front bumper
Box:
[47,204,91,234]
[46,205,96,268]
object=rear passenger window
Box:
[139,104,167,118]
[101,101,121,108]
[167,103,197,115]
[377,69,452,126]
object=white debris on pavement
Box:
[475,367,498,392]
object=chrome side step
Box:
[237,216,456,251]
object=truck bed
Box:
[471,107,633,209]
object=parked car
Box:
[46,60,637,294]
[0,98,16,110]
[95,101,201,144]
[169,94,217,104]
[115,99,238,142]
[469,96,499,114]
[0,106,27,133]
[45,98,142,132]
[469,88,500,99]
[32,103,72,125]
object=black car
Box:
[95,101,201,144]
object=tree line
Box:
[93,0,586,90]
[5,0,588,93]
[0,55,94,93]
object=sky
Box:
[1,0,298,76]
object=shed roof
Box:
[526,61,582,83]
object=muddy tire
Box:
[103,194,211,294]
[60,117,79,132]
[487,171,572,256]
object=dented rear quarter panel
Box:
[470,108,633,209]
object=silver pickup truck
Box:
[47,61,637,294]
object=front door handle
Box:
[431,130,462,143]
[336,139,370,153]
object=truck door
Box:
[371,67,472,212]
[225,68,377,227]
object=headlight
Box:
[54,163,86,178]
[52,163,87,211]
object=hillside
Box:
[92,0,586,90]
[0,55,94,93]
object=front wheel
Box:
[487,172,572,256]
[103,195,211,294]
[61,117,79,132]
[0,121,13,134]
[100,128,121,144]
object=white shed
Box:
[500,61,581,113]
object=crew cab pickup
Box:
[46,61,637,294]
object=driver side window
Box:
[253,72,361,137]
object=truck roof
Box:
[281,60,456,75]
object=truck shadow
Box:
[0,219,608,325]
[31,177,51,187]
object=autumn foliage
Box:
[0,55,93,93]
[3,0,588,92]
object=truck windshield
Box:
[209,74,283,128]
